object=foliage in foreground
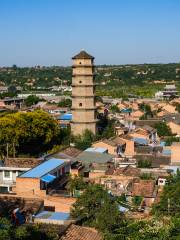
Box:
[71,172,180,239]
[0,110,67,157]
[0,218,59,240]
[104,217,180,240]
[71,184,121,232]
[152,170,180,217]
[73,129,95,150]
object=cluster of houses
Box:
[0,85,179,238]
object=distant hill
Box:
[0,63,180,98]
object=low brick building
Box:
[15,158,71,197]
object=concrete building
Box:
[0,157,41,193]
[71,50,97,135]
[163,85,178,99]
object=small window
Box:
[79,62,82,64]
[79,81,82,84]
[79,103,82,107]
[4,171,10,178]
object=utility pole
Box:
[168,198,170,215]
[6,143,9,159]
[13,142,15,158]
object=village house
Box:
[129,110,144,120]
[127,179,157,209]
[76,150,113,179]
[129,126,158,146]
[168,121,180,135]
[95,165,140,196]
[0,157,42,193]
[170,142,180,165]
[92,139,117,155]
[15,158,71,197]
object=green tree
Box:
[73,129,95,150]
[152,170,180,217]
[8,85,17,94]
[14,226,30,240]
[101,119,116,139]
[137,159,152,168]
[71,184,121,232]
[132,196,143,207]
[110,105,120,114]
[139,103,153,118]
[25,95,40,107]
[155,122,172,137]
[0,218,12,240]
[67,175,87,195]
[96,197,121,233]
[0,110,61,156]
[165,136,180,146]
[58,98,72,108]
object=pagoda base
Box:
[71,122,96,136]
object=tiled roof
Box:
[106,166,140,177]
[61,224,103,240]
[4,158,42,168]
[72,50,94,60]
[131,180,155,198]
[61,147,82,158]
[111,136,126,145]
[101,139,117,147]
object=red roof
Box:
[61,224,102,240]
[131,180,155,198]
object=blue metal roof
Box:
[20,158,65,178]
[85,147,107,153]
[162,149,171,156]
[40,173,56,183]
[121,108,132,113]
[133,138,148,145]
[35,211,70,221]
[160,141,166,147]
[57,113,72,121]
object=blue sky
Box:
[0,0,180,66]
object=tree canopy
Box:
[0,110,63,157]
[152,170,180,217]
[73,129,95,150]
[0,217,60,240]
[58,98,72,108]
[155,122,172,137]
[24,95,41,107]
[71,184,121,232]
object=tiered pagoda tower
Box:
[71,50,97,135]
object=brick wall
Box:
[15,177,46,198]
[171,143,180,165]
